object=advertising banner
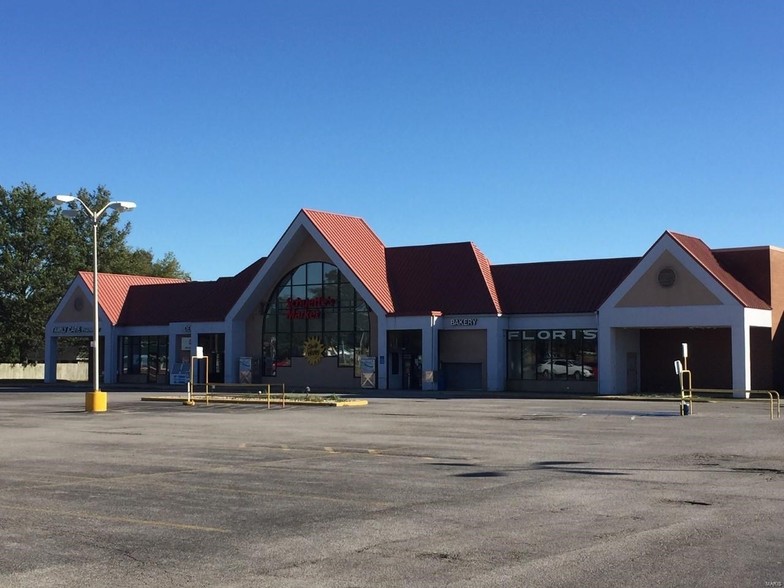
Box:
[360,356,376,388]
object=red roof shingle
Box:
[117,257,266,326]
[80,215,773,329]
[78,272,186,325]
[386,242,501,315]
[492,258,640,314]
[303,209,394,313]
[713,247,772,305]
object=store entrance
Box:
[197,333,226,383]
[387,330,422,390]
[639,327,731,394]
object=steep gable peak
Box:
[300,208,393,313]
[650,230,768,309]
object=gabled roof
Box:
[117,257,266,326]
[77,272,186,325]
[492,257,640,314]
[666,231,769,309]
[386,242,501,315]
[303,209,394,313]
[76,216,777,330]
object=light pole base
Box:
[85,391,108,412]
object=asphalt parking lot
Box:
[0,390,782,587]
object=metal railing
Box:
[198,382,287,408]
[675,357,780,420]
[678,368,780,419]
[683,387,780,420]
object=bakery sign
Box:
[286,296,337,319]
[450,318,478,327]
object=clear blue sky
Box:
[2,1,782,281]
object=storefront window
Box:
[119,335,169,383]
[507,329,598,381]
[262,262,371,376]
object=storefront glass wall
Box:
[262,262,370,377]
[119,335,169,383]
[507,329,597,381]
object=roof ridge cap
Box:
[303,208,387,249]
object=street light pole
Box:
[91,208,100,410]
[53,194,137,412]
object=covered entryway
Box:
[597,231,774,395]
[640,328,732,394]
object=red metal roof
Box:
[303,209,395,313]
[666,231,770,309]
[473,243,502,315]
[386,242,502,315]
[77,272,187,325]
[492,258,640,314]
[117,257,266,326]
[713,247,772,305]
[81,216,774,329]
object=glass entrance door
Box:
[387,330,422,390]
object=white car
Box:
[537,360,593,380]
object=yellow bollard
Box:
[85,391,108,412]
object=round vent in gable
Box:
[657,267,677,288]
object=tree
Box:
[56,186,189,279]
[0,184,71,364]
[121,249,190,278]
[0,183,189,363]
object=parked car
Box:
[537,360,593,380]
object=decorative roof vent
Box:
[657,267,677,288]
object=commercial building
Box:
[45,209,784,395]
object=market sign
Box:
[286,296,337,320]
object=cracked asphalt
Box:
[0,391,782,587]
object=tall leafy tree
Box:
[1,184,70,363]
[56,186,187,279]
[0,183,189,363]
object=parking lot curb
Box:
[140,395,369,407]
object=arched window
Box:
[261,262,370,376]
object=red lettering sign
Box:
[285,296,336,320]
